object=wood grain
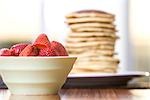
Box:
[0,89,149,100]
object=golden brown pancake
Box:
[66,9,114,18]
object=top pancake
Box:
[66,10,114,18]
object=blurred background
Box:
[0,0,149,78]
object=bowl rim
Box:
[0,56,77,59]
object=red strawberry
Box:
[39,47,58,56]
[0,48,12,56]
[10,43,29,56]
[19,44,39,56]
[33,33,50,49]
[51,41,68,56]
[30,47,39,56]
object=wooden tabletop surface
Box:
[0,89,149,100]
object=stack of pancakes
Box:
[65,10,119,73]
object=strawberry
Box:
[30,47,39,56]
[39,47,58,56]
[19,44,39,56]
[0,48,12,56]
[10,43,29,56]
[33,33,51,49]
[51,41,68,56]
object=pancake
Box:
[66,36,117,43]
[72,27,116,33]
[71,67,117,73]
[68,50,115,56]
[74,65,118,72]
[66,17,114,24]
[66,40,115,47]
[66,44,115,49]
[67,50,115,56]
[66,46,115,52]
[76,56,119,62]
[69,22,115,29]
[68,32,117,38]
[66,10,114,18]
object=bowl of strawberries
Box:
[0,34,77,95]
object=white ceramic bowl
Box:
[0,57,77,95]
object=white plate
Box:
[68,71,149,77]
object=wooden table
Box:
[0,89,149,100]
